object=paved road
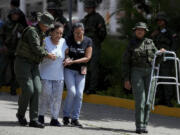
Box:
[0,92,180,135]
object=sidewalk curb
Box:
[1,86,180,118]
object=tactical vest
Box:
[131,38,157,68]
[154,30,172,50]
[15,26,45,64]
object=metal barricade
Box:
[147,51,180,110]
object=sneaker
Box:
[29,121,45,128]
[38,115,44,124]
[71,119,82,127]
[50,119,61,127]
[16,113,27,126]
[63,117,70,126]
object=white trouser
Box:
[39,79,64,119]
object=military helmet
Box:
[47,2,59,10]
[84,0,97,8]
[155,12,168,23]
[38,12,54,28]
[133,22,149,31]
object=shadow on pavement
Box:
[0,121,20,127]
[82,126,135,134]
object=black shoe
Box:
[50,119,61,127]
[29,121,45,128]
[142,129,148,133]
[71,119,82,127]
[16,113,28,126]
[63,117,70,126]
[38,115,44,124]
[135,129,142,134]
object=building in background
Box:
[0,0,120,35]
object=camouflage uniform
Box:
[81,0,107,93]
[152,12,178,106]
[14,12,54,125]
[122,22,157,132]
[0,8,25,94]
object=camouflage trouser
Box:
[86,44,101,91]
[131,67,154,130]
[14,56,42,121]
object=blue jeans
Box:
[63,68,85,120]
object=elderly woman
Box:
[38,22,68,127]
[122,22,164,134]
[62,22,92,127]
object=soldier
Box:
[0,8,25,95]
[14,12,55,128]
[82,0,107,94]
[151,12,178,107]
[10,0,28,28]
[122,22,164,134]
[47,1,70,38]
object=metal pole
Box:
[68,0,72,28]
[20,0,26,14]
[43,0,47,12]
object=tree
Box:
[118,0,180,38]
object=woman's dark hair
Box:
[50,22,64,32]
[72,22,84,32]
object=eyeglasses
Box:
[74,32,84,36]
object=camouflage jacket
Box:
[0,20,24,53]
[81,11,107,45]
[16,25,48,64]
[122,38,157,81]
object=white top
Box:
[39,36,68,80]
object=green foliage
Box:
[97,36,133,99]
[118,0,180,37]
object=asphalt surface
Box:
[0,92,180,135]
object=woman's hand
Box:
[47,53,56,60]
[124,81,131,90]
[63,58,73,67]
